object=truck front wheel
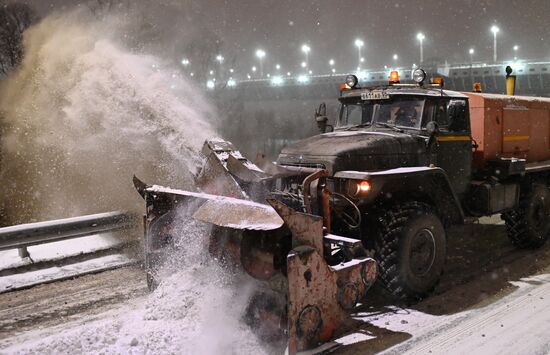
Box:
[502,184,550,249]
[374,202,446,301]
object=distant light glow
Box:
[206,80,215,89]
[252,66,257,72]
[308,70,312,74]
[181,58,190,66]
[360,57,365,63]
[509,61,524,72]
[297,75,309,83]
[276,64,281,70]
[255,49,266,59]
[469,48,475,55]
[301,61,307,68]
[190,72,194,77]
[271,76,284,85]
[215,55,224,63]
[287,72,291,76]
[247,74,251,79]
[513,45,519,51]
[229,68,234,73]
[416,33,425,41]
[491,25,500,34]
[227,79,237,87]
[209,70,214,75]
[267,73,271,78]
[356,71,368,80]
[301,44,311,54]
[393,54,398,60]
[331,68,336,73]
[354,39,364,48]
[329,59,335,66]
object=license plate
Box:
[361,91,390,100]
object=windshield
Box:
[338,96,426,129]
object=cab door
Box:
[430,98,472,197]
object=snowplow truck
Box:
[134,68,550,353]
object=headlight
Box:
[355,180,372,195]
[345,74,359,88]
[413,69,427,84]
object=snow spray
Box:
[3,209,270,355]
[0,11,215,224]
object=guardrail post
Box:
[18,246,30,259]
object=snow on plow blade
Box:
[146,185,283,231]
[134,138,377,354]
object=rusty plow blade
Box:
[267,199,377,355]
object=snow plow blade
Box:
[267,199,377,354]
[134,138,377,354]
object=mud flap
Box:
[267,199,377,355]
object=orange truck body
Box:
[465,93,550,170]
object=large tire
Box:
[374,202,446,301]
[502,184,550,249]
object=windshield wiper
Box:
[374,122,404,132]
[345,122,372,130]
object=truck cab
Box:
[337,82,473,197]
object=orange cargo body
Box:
[465,93,550,170]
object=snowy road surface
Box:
[393,273,550,355]
[0,217,549,354]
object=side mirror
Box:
[426,121,439,148]
[314,102,332,133]
[315,102,332,133]
[316,114,329,133]
[426,121,439,136]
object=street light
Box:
[416,33,425,63]
[513,45,519,60]
[393,54,398,62]
[214,55,224,81]
[255,49,266,77]
[490,25,500,62]
[354,39,364,68]
[181,58,190,66]
[468,48,475,83]
[301,44,311,67]
[275,64,281,70]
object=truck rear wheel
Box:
[374,202,446,301]
[502,184,550,249]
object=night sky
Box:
[24,0,550,75]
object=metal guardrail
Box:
[0,211,136,257]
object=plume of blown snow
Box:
[0,10,216,224]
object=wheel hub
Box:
[409,228,436,277]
